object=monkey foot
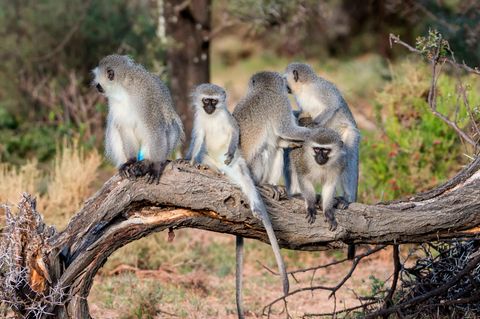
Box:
[135,160,168,184]
[324,209,338,231]
[224,152,234,165]
[176,159,190,165]
[119,158,138,179]
[148,161,168,184]
[121,160,168,184]
[334,196,350,209]
[315,196,350,210]
[306,206,316,224]
[261,184,286,201]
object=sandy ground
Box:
[89,230,397,319]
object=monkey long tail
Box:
[236,236,245,319]
[230,161,290,295]
[259,211,290,295]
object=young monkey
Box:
[187,83,288,319]
[289,127,347,230]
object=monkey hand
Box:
[145,161,168,185]
[298,116,314,127]
[126,160,167,184]
[334,196,350,209]
[260,184,285,201]
[324,209,338,231]
[306,206,317,224]
[224,152,234,165]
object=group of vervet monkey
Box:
[92,55,359,318]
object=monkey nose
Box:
[203,104,215,114]
[96,83,105,93]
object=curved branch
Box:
[1,157,479,318]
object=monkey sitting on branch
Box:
[284,62,360,259]
[286,126,348,230]
[187,83,289,319]
[92,55,184,184]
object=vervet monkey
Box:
[284,62,360,258]
[187,84,288,319]
[93,55,184,183]
[232,71,311,185]
[288,127,347,229]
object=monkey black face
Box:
[313,147,330,165]
[202,97,218,114]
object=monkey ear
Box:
[293,70,299,82]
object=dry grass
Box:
[0,160,41,227]
[0,140,101,229]
[42,140,101,228]
[0,160,41,206]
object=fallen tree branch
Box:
[365,252,480,318]
[1,156,480,318]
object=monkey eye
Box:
[202,98,207,104]
[314,147,331,156]
[107,68,114,81]
[211,99,218,106]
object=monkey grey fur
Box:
[93,55,184,183]
[187,83,288,319]
[233,71,311,185]
[285,62,360,258]
[289,127,347,229]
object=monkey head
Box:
[192,83,227,115]
[247,71,288,95]
[307,127,345,167]
[284,62,317,95]
[92,54,140,96]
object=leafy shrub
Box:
[359,59,478,202]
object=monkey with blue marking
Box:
[92,55,184,183]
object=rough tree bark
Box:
[1,157,479,318]
[165,0,211,151]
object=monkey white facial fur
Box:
[93,55,184,183]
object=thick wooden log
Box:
[1,157,479,318]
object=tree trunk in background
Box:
[165,0,211,153]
